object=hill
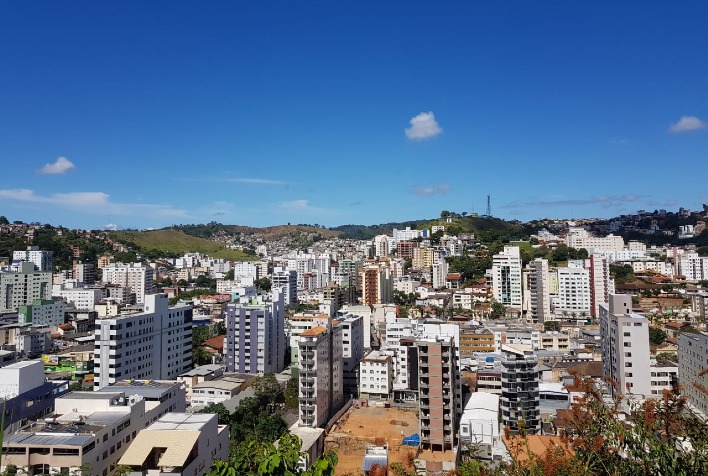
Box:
[332,215,533,242]
[169,222,341,241]
[109,229,256,261]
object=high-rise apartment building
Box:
[0,262,52,312]
[224,291,286,374]
[101,262,154,304]
[555,265,591,316]
[431,258,449,290]
[298,323,343,428]
[587,254,613,318]
[599,294,651,399]
[12,246,53,272]
[500,344,540,435]
[679,252,708,281]
[359,263,393,305]
[73,262,95,285]
[417,337,459,451]
[272,267,298,305]
[93,294,193,389]
[492,246,523,309]
[678,331,708,417]
[340,315,364,397]
[527,258,551,323]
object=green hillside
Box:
[109,230,256,261]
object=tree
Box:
[193,346,213,365]
[207,433,337,476]
[0,216,8,225]
[656,352,678,363]
[224,269,235,280]
[490,301,506,319]
[649,327,667,346]
[256,277,272,292]
[544,321,561,332]
[253,374,282,408]
[198,402,232,425]
[440,210,451,218]
[285,368,299,410]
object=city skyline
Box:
[1,2,707,229]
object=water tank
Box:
[486,357,495,363]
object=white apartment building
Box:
[566,227,625,252]
[191,378,242,407]
[649,360,678,396]
[394,276,421,295]
[341,305,373,350]
[224,290,286,374]
[392,227,424,243]
[0,262,52,312]
[12,246,53,272]
[101,262,154,304]
[678,331,708,417]
[298,324,343,428]
[340,315,364,397]
[359,351,394,399]
[431,258,449,290]
[616,259,674,277]
[599,295,651,399]
[679,252,708,281]
[539,332,570,352]
[554,265,591,316]
[587,254,614,318]
[52,284,105,310]
[233,261,259,279]
[452,291,474,310]
[491,246,523,308]
[527,258,551,323]
[373,235,390,258]
[385,315,415,348]
[272,267,298,305]
[119,413,229,476]
[93,294,193,389]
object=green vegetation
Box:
[610,264,635,284]
[256,277,272,292]
[649,327,668,346]
[200,374,338,476]
[454,381,708,476]
[544,321,561,332]
[446,254,492,281]
[490,301,506,319]
[109,229,256,261]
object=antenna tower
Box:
[486,195,492,217]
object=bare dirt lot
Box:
[325,405,419,475]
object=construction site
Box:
[325,404,420,475]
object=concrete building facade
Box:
[93,294,193,389]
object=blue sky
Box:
[1,2,706,230]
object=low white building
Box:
[359,351,394,399]
[191,377,243,407]
[119,412,229,476]
[459,392,503,460]
[650,360,678,396]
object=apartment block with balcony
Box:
[339,315,364,398]
[298,323,343,428]
[500,344,540,435]
[224,290,286,374]
[459,326,496,357]
[93,294,193,389]
[599,294,651,400]
[1,262,52,312]
[678,331,708,418]
[417,337,458,451]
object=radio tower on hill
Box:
[485,194,492,217]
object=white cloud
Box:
[37,156,76,174]
[221,178,287,185]
[405,112,443,140]
[411,184,451,197]
[0,188,187,218]
[277,199,319,211]
[668,115,706,133]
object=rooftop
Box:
[301,325,327,337]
